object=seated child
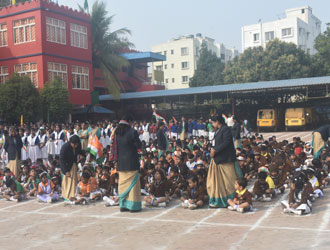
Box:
[181,175,206,210]
[281,171,313,215]
[37,172,60,203]
[3,175,26,202]
[24,167,40,197]
[103,172,120,206]
[252,171,272,202]
[144,170,170,207]
[227,178,253,213]
[68,171,101,205]
[306,167,323,198]
[51,174,62,195]
[168,166,185,198]
[17,164,29,185]
[269,164,286,196]
[98,166,111,196]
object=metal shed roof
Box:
[99,76,330,101]
[121,52,166,63]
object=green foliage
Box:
[87,1,133,98]
[313,23,330,76]
[189,43,225,87]
[0,74,41,123]
[0,0,26,8]
[40,78,72,123]
[223,39,312,84]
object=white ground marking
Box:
[25,210,122,250]
[0,198,35,212]
[183,208,220,234]
[229,192,289,250]
[311,204,330,249]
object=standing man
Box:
[4,127,23,177]
[232,116,241,149]
[207,115,242,208]
[60,135,81,201]
[157,121,168,158]
[179,116,188,141]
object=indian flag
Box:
[87,136,103,159]
[153,110,166,124]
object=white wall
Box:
[241,6,321,55]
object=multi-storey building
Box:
[241,6,321,55]
[0,0,93,105]
[151,34,238,90]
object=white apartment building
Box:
[242,6,321,55]
[152,34,238,89]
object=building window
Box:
[181,47,189,56]
[172,78,175,83]
[163,51,167,56]
[70,23,88,49]
[0,23,8,47]
[171,64,174,69]
[0,66,9,84]
[302,9,305,14]
[156,65,163,71]
[164,64,167,70]
[171,49,174,55]
[46,17,66,44]
[165,79,168,84]
[181,61,189,70]
[13,17,36,44]
[182,76,189,83]
[15,63,38,87]
[48,62,68,86]
[265,31,274,41]
[72,65,89,89]
[282,28,293,38]
[253,33,260,42]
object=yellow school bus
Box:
[285,107,315,131]
[257,109,281,132]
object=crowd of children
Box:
[0,120,329,216]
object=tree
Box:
[0,74,41,123]
[189,43,225,87]
[0,0,26,7]
[312,23,330,76]
[223,39,312,84]
[80,1,133,98]
[40,78,72,123]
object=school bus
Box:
[285,107,315,131]
[257,109,282,132]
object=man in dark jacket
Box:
[157,122,167,150]
[232,116,241,149]
[4,127,23,177]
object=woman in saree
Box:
[207,115,242,208]
[115,116,142,212]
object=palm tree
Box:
[79,1,133,98]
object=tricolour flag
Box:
[87,136,103,159]
[153,110,166,124]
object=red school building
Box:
[0,0,93,105]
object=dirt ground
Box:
[0,131,329,250]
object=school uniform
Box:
[46,132,55,156]
[27,135,41,164]
[252,180,270,198]
[21,136,29,161]
[37,180,59,203]
[233,188,253,211]
[53,130,65,155]
[186,185,206,203]
[168,175,184,197]
[39,134,48,163]
[149,180,170,199]
[282,182,313,215]
[142,124,150,145]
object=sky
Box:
[65,0,330,52]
